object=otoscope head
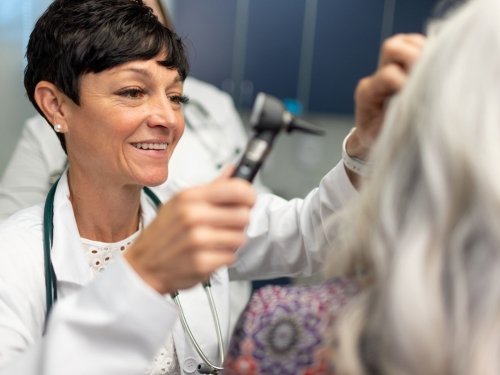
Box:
[249,93,284,132]
[249,92,324,136]
[287,116,325,135]
[231,92,324,182]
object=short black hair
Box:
[24,0,189,151]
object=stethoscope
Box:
[43,179,225,374]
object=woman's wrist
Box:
[342,127,372,178]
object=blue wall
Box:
[172,0,438,114]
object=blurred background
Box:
[0,0,438,199]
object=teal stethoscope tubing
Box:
[43,179,224,373]
[43,179,59,316]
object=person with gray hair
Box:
[330,0,500,374]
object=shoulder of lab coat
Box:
[229,160,357,280]
[0,115,66,220]
[184,77,246,141]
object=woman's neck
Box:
[67,169,142,243]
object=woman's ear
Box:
[34,81,69,133]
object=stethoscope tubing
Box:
[43,179,59,321]
[172,283,224,372]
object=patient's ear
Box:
[34,81,69,133]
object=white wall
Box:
[0,1,51,176]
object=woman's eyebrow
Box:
[119,67,182,84]
[120,67,153,79]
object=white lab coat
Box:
[0,159,356,374]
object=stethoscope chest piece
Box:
[197,362,221,374]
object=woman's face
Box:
[63,54,185,188]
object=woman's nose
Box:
[147,95,179,128]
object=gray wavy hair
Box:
[329,0,500,374]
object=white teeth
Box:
[133,143,168,150]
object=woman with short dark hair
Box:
[1,1,254,374]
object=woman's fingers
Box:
[378,33,426,69]
[173,178,256,207]
[349,33,427,161]
[125,178,256,294]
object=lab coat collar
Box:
[51,171,158,287]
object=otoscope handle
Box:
[231,137,271,182]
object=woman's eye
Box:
[118,88,145,99]
[169,95,189,105]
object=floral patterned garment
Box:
[224,278,359,375]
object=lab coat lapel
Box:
[51,172,92,287]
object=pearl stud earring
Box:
[54,124,62,133]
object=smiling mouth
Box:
[132,143,168,150]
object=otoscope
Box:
[231,92,324,182]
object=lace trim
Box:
[145,336,182,375]
[82,229,140,274]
